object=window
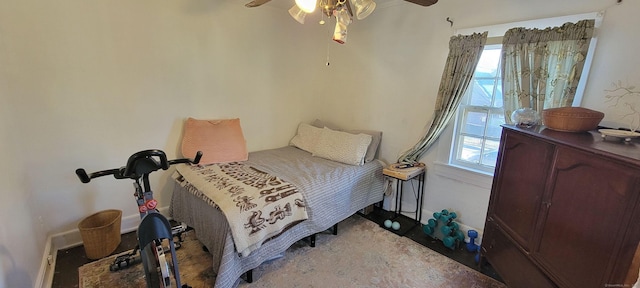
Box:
[447,12,602,175]
[450,44,504,174]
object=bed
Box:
[169,119,385,288]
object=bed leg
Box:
[309,234,316,247]
[332,223,338,235]
[244,269,253,283]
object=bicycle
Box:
[76,149,202,288]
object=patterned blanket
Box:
[173,162,308,257]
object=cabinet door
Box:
[534,147,640,288]
[488,130,554,251]
[483,222,556,288]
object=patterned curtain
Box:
[398,32,487,164]
[502,19,595,123]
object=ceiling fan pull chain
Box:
[326,22,333,66]
[326,48,331,66]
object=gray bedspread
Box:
[170,146,385,288]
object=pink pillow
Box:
[181,118,248,164]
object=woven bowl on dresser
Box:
[541,107,604,132]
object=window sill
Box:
[432,161,494,190]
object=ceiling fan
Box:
[243,0,438,44]
[244,0,437,8]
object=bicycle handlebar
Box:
[168,150,203,166]
[75,150,202,183]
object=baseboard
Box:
[36,235,53,288]
[41,206,171,288]
[51,207,170,251]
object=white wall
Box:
[1,0,638,287]
[0,0,324,287]
[0,91,42,288]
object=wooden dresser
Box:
[481,125,640,288]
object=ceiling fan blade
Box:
[403,0,437,6]
[245,0,271,7]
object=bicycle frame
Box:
[76,149,202,288]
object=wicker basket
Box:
[78,209,122,259]
[541,107,604,132]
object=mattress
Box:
[169,146,385,288]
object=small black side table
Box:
[382,163,426,236]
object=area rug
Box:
[78,230,215,288]
[79,215,506,288]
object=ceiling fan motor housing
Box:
[404,0,437,6]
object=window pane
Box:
[462,110,488,136]
[457,135,483,164]
[468,79,495,106]
[493,78,503,108]
[474,49,501,78]
[480,139,501,166]
[486,113,505,138]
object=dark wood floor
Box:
[52,207,502,287]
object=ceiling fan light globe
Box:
[352,0,376,20]
[333,21,348,44]
[295,0,318,13]
[289,5,307,24]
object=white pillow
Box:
[313,127,372,166]
[289,123,323,153]
[311,119,382,163]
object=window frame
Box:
[450,43,504,174]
